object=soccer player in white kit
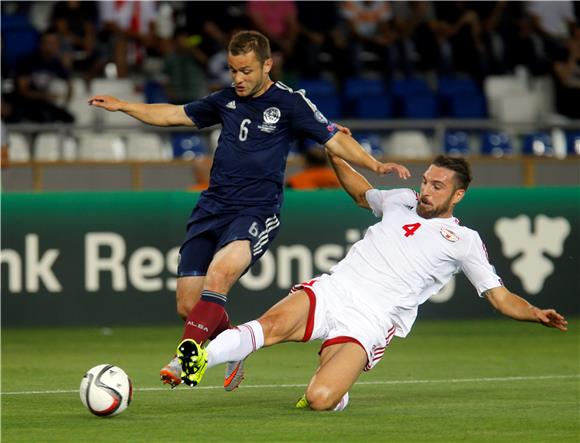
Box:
[177,154,568,411]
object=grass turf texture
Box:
[2,318,578,443]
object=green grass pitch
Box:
[2,318,578,443]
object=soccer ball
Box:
[80,364,133,417]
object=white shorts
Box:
[291,275,396,371]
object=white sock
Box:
[333,392,349,412]
[207,320,264,368]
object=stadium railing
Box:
[3,119,580,191]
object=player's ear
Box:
[263,58,273,75]
[452,188,465,206]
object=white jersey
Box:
[326,188,502,338]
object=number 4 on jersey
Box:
[402,223,421,237]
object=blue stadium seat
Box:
[297,79,336,96]
[450,95,487,118]
[391,78,430,97]
[444,130,470,156]
[481,131,513,157]
[438,77,479,97]
[522,132,553,156]
[401,94,438,119]
[171,133,207,159]
[1,14,39,67]
[344,78,387,98]
[296,78,342,119]
[354,95,393,119]
[565,132,580,156]
[144,80,168,104]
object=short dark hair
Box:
[228,30,271,64]
[432,155,472,190]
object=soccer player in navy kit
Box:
[89,30,410,390]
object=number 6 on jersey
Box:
[239,119,251,141]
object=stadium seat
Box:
[566,132,580,156]
[126,133,167,160]
[78,133,127,160]
[171,133,207,159]
[444,130,470,156]
[449,95,487,119]
[391,78,430,97]
[297,79,336,97]
[1,14,39,67]
[354,95,393,119]
[343,78,390,119]
[144,80,169,104]
[401,94,438,119]
[7,133,31,162]
[33,133,78,161]
[497,93,540,124]
[480,131,513,157]
[484,75,528,119]
[344,78,387,98]
[522,132,553,156]
[297,78,342,120]
[385,131,432,158]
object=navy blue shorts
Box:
[178,207,281,277]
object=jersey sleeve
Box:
[183,91,222,128]
[365,188,418,217]
[461,232,503,297]
[291,93,338,144]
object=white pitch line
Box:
[1,374,578,396]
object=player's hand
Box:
[377,162,411,180]
[534,308,568,331]
[334,123,352,137]
[88,95,124,112]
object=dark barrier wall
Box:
[2,188,579,326]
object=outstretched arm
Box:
[327,150,409,209]
[484,286,568,331]
[324,131,410,177]
[88,95,195,127]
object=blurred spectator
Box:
[287,146,341,190]
[295,2,349,80]
[184,1,250,58]
[247,0,299,76]
[162,27,207,104]
[98,1,158,77]
[188,156,212,191]
[1,122,8,168]
[5,30,74,123]
[552,33,580,119]
[527,1,576,58]
[50,1,105,86]
[432,2,488,80]
[340,1,407,77]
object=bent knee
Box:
[306,385,342,411]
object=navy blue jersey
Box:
[184,81,338,215]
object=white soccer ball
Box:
[80,364,133,417]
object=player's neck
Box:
[252,78,274,98]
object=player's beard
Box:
[417,193,454,219]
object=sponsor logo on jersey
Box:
[226,100,236,109]
[258,107,281,133]
[440,227,459,242]
[263,107,281,124]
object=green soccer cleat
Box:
[295,394,309,409]
[176,339,208,387]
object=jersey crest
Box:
[440,227,459,242]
